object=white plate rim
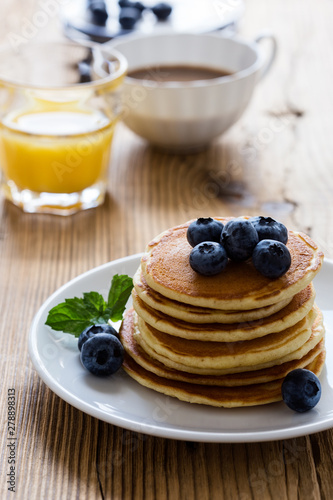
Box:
[28,254,333,443]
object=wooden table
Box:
[1,1,333,498]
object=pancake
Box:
[133,268,293,324]
[132,284,315,342]
[122,345,326,408]
[141,218,324,310]
[136,307,316,370]
[133,307,324,374]
[120,307,325,386]
[121,217,325,408]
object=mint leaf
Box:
[45,297,97,336]
[82,291,107,316]
[107,274,134,322]
[45,274,133,335]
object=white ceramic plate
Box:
[29,254,333,443]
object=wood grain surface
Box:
[1,1,333,499]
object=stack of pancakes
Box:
[119,218,325,407]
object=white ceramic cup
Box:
[110,32,277,150]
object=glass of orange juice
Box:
[0,41,127,215]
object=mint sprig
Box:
[45,274,133,337]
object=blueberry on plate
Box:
[190,241,228,276]
[221,218,259,261]
[133,1,145,12]
[118,0,145,11]
[119,7,141,29]
[187,217,224,247]
[89,2,108,25]
[78,323,118,351]
[249,216,288,244]
[252,239,291,279]
[281,369,321,412]
[151,2,172,20]
[80,333,124,376]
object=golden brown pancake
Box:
[120,307,325,386]
[122,345,326,408]
[134,308,324,375]
[132,284,315,341]
[136,307,316,370]
[141,218,323,310]
[133,268,293,324]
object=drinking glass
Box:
[0,41,127,215]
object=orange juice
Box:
[0,108,115,194]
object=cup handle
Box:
[255,33,277,81]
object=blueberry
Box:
[119,7,141,29]
[133,1,145,12]
[151,2,172,20]
[88,1,108,26]
[118,0,145,12]
[80,333,124,376]
[281,369,321,412]
[187,218,224,247]
[190,242,228,276]
[221,218,259,261]
[252,239,291,279]
[250,216,288,244]
[78,323,118,351]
